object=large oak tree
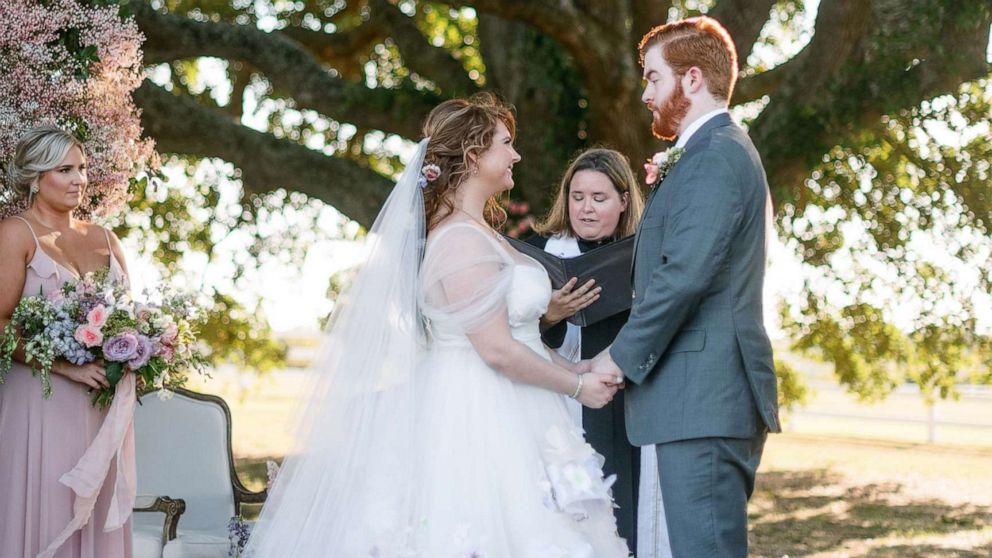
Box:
[125,0,992,402]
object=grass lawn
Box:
[197,371,992,556]
[750,435,992,557]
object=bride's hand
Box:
[52,361,109,390]
[576,373,618,409]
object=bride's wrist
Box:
[568,373,584,399]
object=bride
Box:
[245,93,631,557]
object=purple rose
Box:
[102,333,139,362]
[128,335,154,371]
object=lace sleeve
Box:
[419,223,514,334]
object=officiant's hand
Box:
[543,277,601,327]
[590,348,625,386]
[577,373,618,408]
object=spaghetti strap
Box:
[11,215,40,247]
[103,226,112,252]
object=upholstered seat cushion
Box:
[132,522,165,558]
[161,529,230,558]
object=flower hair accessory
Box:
[418,164,442,189]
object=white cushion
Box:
[132,522,165,558]
[161,528,230,558]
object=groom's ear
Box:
[684,66,707,95]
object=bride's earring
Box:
[28,183,39,204]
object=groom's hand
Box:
[577,373,619,409]
[573,359,593,375]
[591,347,625,386]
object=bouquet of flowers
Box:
[0,268,206,408]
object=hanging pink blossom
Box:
[0,0,156,220]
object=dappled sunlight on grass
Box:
[197,372,992,556]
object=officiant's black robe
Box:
[525,233,640,551]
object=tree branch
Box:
[449,0,598,68]
[129,1,438,139]
[750,0,992,207]
[632,0,670,42]
[733,58,795,104]
[134,81,390,227]
[280,21,384,80]
[368,0,478,95]
[709,0,778,67]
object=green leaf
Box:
[105,361,125,387]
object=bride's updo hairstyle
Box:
[422,92,516,231]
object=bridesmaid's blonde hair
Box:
[5,125,86,205]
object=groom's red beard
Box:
[650,81,691,141]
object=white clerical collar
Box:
[675,107,730,149]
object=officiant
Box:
[525,147,645,549]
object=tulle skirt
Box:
[247,333,630,558]
[405,336,630,557]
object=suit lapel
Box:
[630,113,735,282]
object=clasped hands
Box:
[572,346,626,409]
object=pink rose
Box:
[46,289,65,302]
[160,323,179,346]
[156,344,175,362]
[87,304,109,328]
[75,325,104,348]
[136,304,152,322]
[644,162,660,185]
[422,163,441,182]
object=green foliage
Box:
[115,162,345,373]
[199,292,287,372]
[780,79,992,403]
[414,3,485,84]
[774,358,811,412]
[125,0,991,409]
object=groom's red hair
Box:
[639,16,738,101]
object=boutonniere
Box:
[644,147,685,189]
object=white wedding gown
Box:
[408,222,630,557]
[245,220,630,558]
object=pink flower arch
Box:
[0,0,157,220]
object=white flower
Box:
[561,463,594,493]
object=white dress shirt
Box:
[675,107,730,149]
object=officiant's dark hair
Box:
[422,92,516,231]
[534,148,644,239]
[639,16,738,101]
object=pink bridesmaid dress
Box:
[0,216,133,558]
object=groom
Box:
[591,16,780,557]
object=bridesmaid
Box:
[526,148,645,551]
[0,125,133,558]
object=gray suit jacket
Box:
[611,113,781,446]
